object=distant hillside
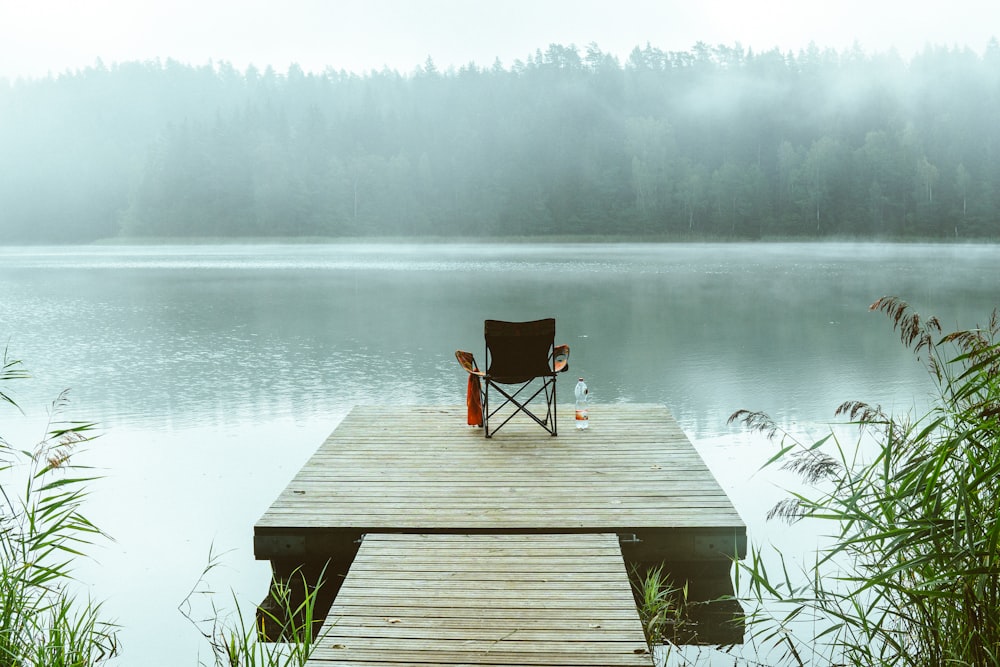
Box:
[3,41,1000,242]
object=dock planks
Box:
[307,532,653,666]
[254,403,747,648]
[256,403,744,537]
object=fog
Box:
[2,41,1000,243]
[4,8,1000,663]
[4,0,999,83]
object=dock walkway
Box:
[309,532,651,666]
[256,404,744,548]
[254,404,747,659]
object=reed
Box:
[180,546,328,667]
[0,352,119,666]
[1,349,327,666]
[730,296,1000,666]
[631,564,692,650]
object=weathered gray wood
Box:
[307,533,652,667]
[254,404,748,652]
[255,404,745,556]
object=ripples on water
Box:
[0,242,997,665]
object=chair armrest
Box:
[553,344,570,373]
[455,350,484,376]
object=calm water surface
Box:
[1,242,997,665]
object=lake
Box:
[1,242,997,665]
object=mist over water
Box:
[6,45,1000,245]
[3,242,987,431]
[0,241,997,664]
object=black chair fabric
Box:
[485,319,556,384]
[482,318,560,437]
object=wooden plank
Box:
[306,533,652,667]
[322,610,640,623]
[326,616,642,630]
[259,513,730,528]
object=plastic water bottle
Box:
[574,378,589,429]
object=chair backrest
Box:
[484,318,555,384]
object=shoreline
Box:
[74,234,1000,246]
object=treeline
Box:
[3,41,1000,242]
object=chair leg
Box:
[483,378,559,437]
[484,380,491,438]
[552,380,557,436]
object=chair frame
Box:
[481,318,567,438]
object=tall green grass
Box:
[0,352,118,666]
[1,350,327,666]
[632,564,691,650]
[180,548,327,667]
[731,297,1000,666]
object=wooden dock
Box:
[309,533,651,666]
[254,404,747,653]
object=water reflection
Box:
[1,242,983,433]
[0,242,997,665]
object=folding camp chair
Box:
[455,318,570,438]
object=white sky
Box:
[2,0,998,80]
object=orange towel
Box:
[466,374,483,426]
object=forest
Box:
[2,40,1000,242]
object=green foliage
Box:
[0,353,119,666]
[180,548,328,667]
[730,296,1000,666]
[0,348,324,666]
[4,42,1000,241]
[632,564,691,650]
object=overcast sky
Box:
[2,0,998,80]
